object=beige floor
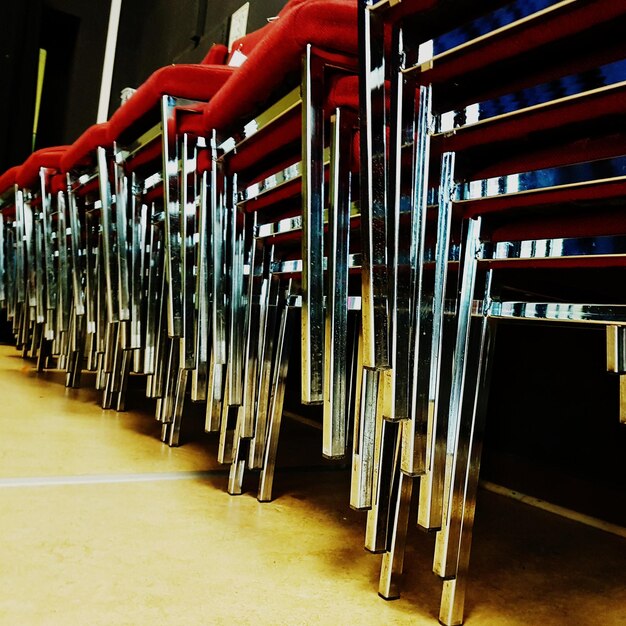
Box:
[0,345,624,626]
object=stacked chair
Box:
[1,0,624,624]
[362,0,626,624]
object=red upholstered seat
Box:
[50,173,67,194]
[0,165,20,194]
[439,84,626,158]
[16,147,69,187]
[202,0,359,134]
[201,43,229,65]
[107,64,236,141]
[423,0,626,86]
[226,23,273,64]
[124,139,163,173]
[61,122,112,172]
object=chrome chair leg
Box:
[192,168,210,402]
[168,368,189,446]
[365,415,400,553]
[218,361,237,465]
[378,443,414,600]
[205,357,224,433]
[434,217,482,580]
[258,298,295,503]
[323,107,353,459]
[161,96,184,338]
[248,274,280,470]
[437,281,496,626]
[350,321,378,510]
[301,44,326,404]
[359,1,390,370]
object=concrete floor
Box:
[0,344,624,625]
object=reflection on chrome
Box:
[459,155,626,201]
[438,58,626,133]
[416,0,565,65]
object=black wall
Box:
[0,0,109,167]
[109,0,287,117]
[0,0,42,171]
[39,0,109,146]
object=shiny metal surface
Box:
[192,167,210,402]
[97,146,119,324]
[405,0,576,75]
[438,60,626,134]
[301,44,326,405]
[360,1,390,369]
[461,155,626,204]
[160,95,183,339]
[323,109,352,459]
[219,88,301,157]
[350,337,378,510]
[258,301,294,502]
[401,84,433,476]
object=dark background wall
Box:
[109,0,287,118]
[0,0,287,168]
[0,0,109,168]
[0,0,43,171]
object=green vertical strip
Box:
[32,48,47,151]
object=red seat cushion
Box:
[423,0,626,86]
[61,122,112,172]
[202,0,358,134]
[51,174,67,194]
[441,84,626,157]
[0,165,20,195]
[201,43,229,65]
[124,139,162,173]
[16,147,69,188]
[226,23,274,65]
[108,64,236,142]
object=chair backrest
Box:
[16,147,69,188]
[200,43,229,65]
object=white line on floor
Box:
[480,480,626,539]
[0,470,227,488]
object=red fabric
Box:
[486,198,626,242]
[61,122,112,172]
[459,134,626,183]
[229,110,302,174]
[241,154,304,213]
[51,174,66,194]
[441,87,626,156]
[1,203,16,219]
[73,177,100,198]
[464,179,626,220]
[177,105,206,136]
[326,75,359,111]
[16,147,69,187]
[144,185,164,203]
[225,0,312,65]
[485,256,626,270]
[108,64,235,141]
[197,147,212,175]
[424,0,626,85]
[201,43,228,65]
[231,77,360,206]
[124,139,163,173]
[0,166,20,194]
[202,0,358,134]
[226,23,274,63]
[184,73,358,175]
